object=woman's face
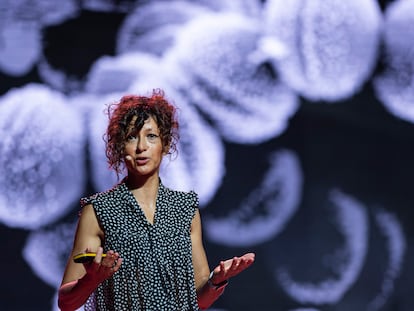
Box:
[124,115,165,177]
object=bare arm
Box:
[191,209,211,290]
[58,204,122,311]
[191,209,256,310]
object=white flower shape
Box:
[22,220,85,311]
[164,12,299,144]
[276,190,369,304]
[367,209,406,311]
[0,0,78,76]
[23,221,78,287]
[263,0,382,102]
[116,1,211,57]
[0,83,86,229]
[81,0,136,13]
[204,149,303,246]
[373,0,414,123]
[85,52,163,94]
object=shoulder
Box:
[80,183,125,207]
[162,184,199,207]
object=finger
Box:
[102,250,119,268]
[94,247,104,263]
[243,254,255,266]
[100,248,119,271]
[243,252,256,262]
[212,261,225,277]
[213,266,220,276]
[103,257,122,279]
[112,257,123,273]
[231,258,241,271]
[230,257,239,271]
[125,155,135,167]
[220,260,226,272]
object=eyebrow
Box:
[140,123,160,134]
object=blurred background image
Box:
[0,0,413,310]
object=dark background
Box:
[1,0,413,310]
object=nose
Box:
[136,136,147,152]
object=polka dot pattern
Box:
[81,180,199,310]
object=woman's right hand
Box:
[83,247,123,284]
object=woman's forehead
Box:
[128,115,159,131]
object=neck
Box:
[125,173,160,203]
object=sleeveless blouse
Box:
[80,181,200,311]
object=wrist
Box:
[208,271,228,290]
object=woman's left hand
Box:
[210,252,255,284]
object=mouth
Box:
[135,157,149,165]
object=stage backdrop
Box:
[1,0,413,310]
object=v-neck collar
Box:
[119,180,166,226]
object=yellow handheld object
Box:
[73,252,106,263]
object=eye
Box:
[147,133,159,140]
[127,134,137,141]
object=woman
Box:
[58,89,255,311]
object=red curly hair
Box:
[104,89,179,176]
